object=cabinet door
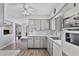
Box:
[28,37,34,48]
[41,20,49,30]
[34,20,40,31]
[0,4,4,27]
[40,37,44,48]
[40,37,47,48]
[53,42,62,56]
[47,38,49,52]
[51,18,56,30]
[50,43,53,56]
[34,37,40,48]
[49,40,53,56]
[47,39,50,55]
[43,37,47,48]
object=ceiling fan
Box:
[20,3,35,16]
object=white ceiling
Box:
[5,3,62,19]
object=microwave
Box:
[66,33,79,46]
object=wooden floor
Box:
[18,49,48,56]
[2,40,49,56]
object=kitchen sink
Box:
[50,37,59,40]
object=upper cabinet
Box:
[50,13,63,31]
[29,19,40,32]
[0,3,4,27]
[29,19,49,32]
[41,20,49,30]
[50,18,56,30]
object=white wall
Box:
[0,26,14,49]
[0,4,13,49]
[0,3,4,27]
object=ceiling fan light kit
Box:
[21,3,35,16]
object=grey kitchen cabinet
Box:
[28,36,47,48]
[50,18,56,30]
[55,15,63,31]
[40,37,47,48]
[40,37,44,48]
[28,37,34,48]
[34,36,40,48]
[53,42,62,56]
[49,40,53,56]
[29,19,49,31]
[47,38,53,56]
[0,3,4,27]
[49,39,53,56]
[47,38,50,53]
[47,37,62,56]
[34,20,40,31]
[41,20,49,30]
[43,37,47,48]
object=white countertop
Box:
[28,35,62,46]
[53,40,61,46]
[28,33,48,36]
[21,36,28,39]
[47,36,62,46]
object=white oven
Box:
[61,29,79,56]
[66,33,79,46]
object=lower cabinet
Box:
[47,38,50,54]
[49,41,53,56]
[40,37,44,48]
[40,37,47,48]
[28,36,47,48]
[28,36,62,56]
[28,37,34,48]
[47,38,53,56]
[53,42,62,56]
[47,38,62,56]
[34,37,40,48]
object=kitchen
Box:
[0,3,79,56]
